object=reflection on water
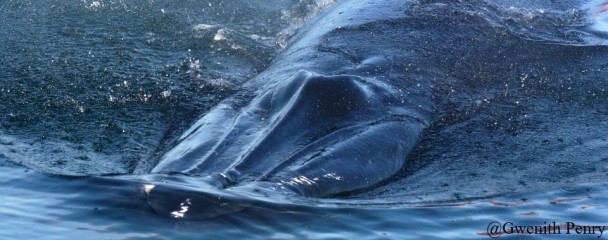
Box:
[0,159,606,239]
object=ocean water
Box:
[1,159,606,239]
[1,0,608,239]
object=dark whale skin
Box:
[143,0,608,218]
[143,0,434,217]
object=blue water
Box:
[1,0,608,239]
[1,158,606,239]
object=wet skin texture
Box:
[138,0,607,218]
[141,0,432,217]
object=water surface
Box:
[1,0,607,239]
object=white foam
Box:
[193,24,216,31]
[205,78,232,89]
[213,29,227,41]
[83,0,103,11]
[161,90,171,98]
[90,1,101,9]
[275,0,337,49]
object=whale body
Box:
[140,0,608,218]
[150,0,430,195]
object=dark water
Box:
[0,0,323,175]
[1,0,608,239]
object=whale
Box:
[140,0,433,217]
[136,0,608,218]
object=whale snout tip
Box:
[143,180,301,219]
[145,183,252,219]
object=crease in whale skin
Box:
[142,0,608,218]
[144,0,435,217]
